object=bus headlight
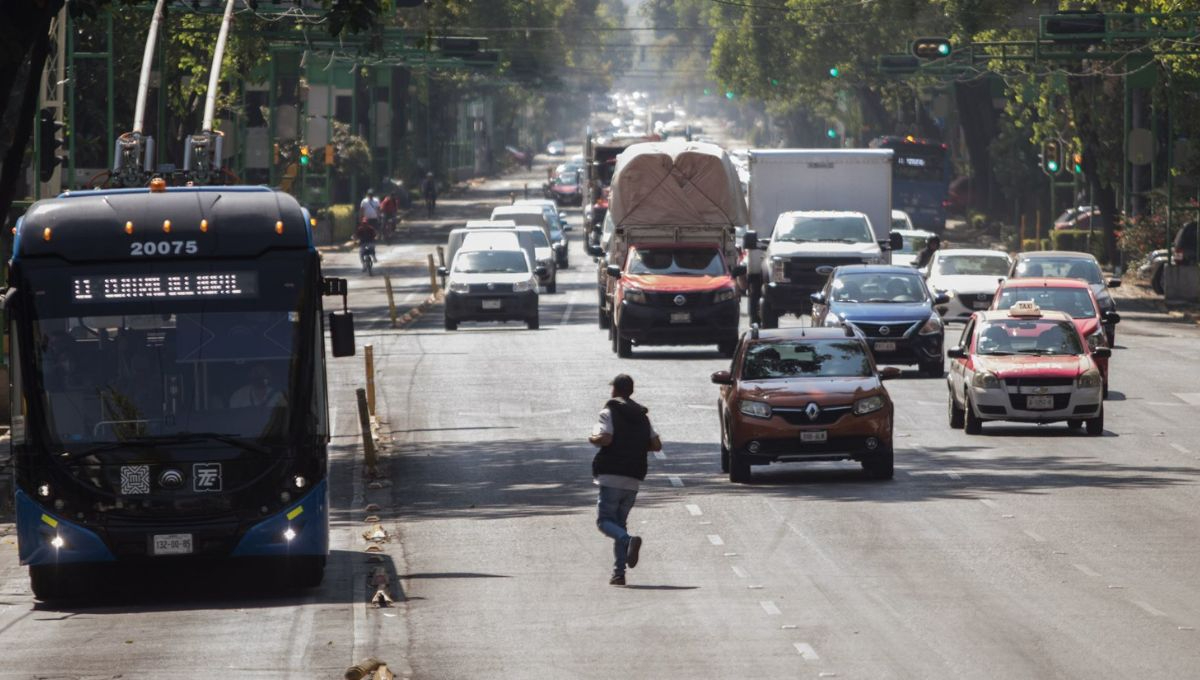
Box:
[293,475,307,489]
[50,535,65,549]
[37,484,51,498]
[283,527,296,542]
[972,371,1001,389]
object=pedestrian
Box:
[915,234,941,270]
[420,172,438,218]
[394,180,413,210]
[588,373,662,586]
[359,188,381,232]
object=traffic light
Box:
[878,54,920,75]
[828,67,840,78]
[38,107,65,183]
[725,90,735,100]
[434,36,485,59]
[1044,11,1105,43]
[1072,151,1083,174]
[299,145,310,166]
[826,128,838,139]
[911,37,952,60]
[769,78,779,87]
[1041,139,1063,175]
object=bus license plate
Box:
[151,533,193,556]
[800,430,827,443]
[481,299,502,310]
[874,341,896,352]
[1026,395,1054,410]
[670,312,691,324]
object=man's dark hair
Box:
[610,373,634,397]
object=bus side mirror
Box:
[329,312,356,357]
[742,230,758,250]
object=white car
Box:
[924,248,1013,321]
[890,226,936,267]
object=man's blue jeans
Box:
[596,485,638,576]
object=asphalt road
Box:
[1,154,1199,679]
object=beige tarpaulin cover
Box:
[609,140,749,228]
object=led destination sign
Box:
[72,272,258,303]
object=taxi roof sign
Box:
[1010,300,1042,317]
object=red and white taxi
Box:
[947,302,1109,435]
[990,277,1116,398]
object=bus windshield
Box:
[24,263,309,446]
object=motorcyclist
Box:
[355,220,378,267]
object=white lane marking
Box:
[760,601,782,615]
[723,552,739,557]
[687,404,718,411]
[1001,514,1015,519]
[698,521,712,525]
[1147,401,1188,407]
[1133,600,1168,617]
[653,450,667,460]
[794,643,820,660]
[916,400,939,406]
[668,475,684,488]
[1023,530,1047,543]
[748,585,764,589]
[979,499,1000,509]
[732,565,749,579]
[1074,563,1101,577]
[685,503,703,516]
[707,534,725,546]
[1172,393,1200,406]
[1179,626,1196,631]
[1171,443,1190,454]
[560,298,574,325]
[946,471,963,480]
[781,624,798,630]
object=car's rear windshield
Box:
[976,319,1084,356]
[776,215,873,244]
[1014,257,1102,284]
[627,248,724,276]
[742,340,872,379]
[995,288,1096,319]
[831,272,927,303]
[935,254,1010,276]
[453,250,529,274]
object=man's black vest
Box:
[592,398,652,480]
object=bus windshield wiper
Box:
[60,439,161,460]
[140,432,274,455]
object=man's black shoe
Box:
[609,574,625,586]
[626,536,642,569]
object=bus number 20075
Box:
[131,240,199,256]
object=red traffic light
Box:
[911,37,952,60]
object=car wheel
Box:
[718,336,737,358]
[719,416,731,473]
[1086,407,1104,436]
[861,446,894,480]
[444,316,458,331]
[548,278,557,294]
[729,449,751,483]
[1067,418,1083,431]
[527,314,540,330]
[598,295,610,330]
[948,390,965,429]
[760,299,779,329]
[1102,381,1109,400]
[921,360,943,378]
[610,325,619,354]
[1152,265,1165,295]
[617,333,633,358]
[964,396,983,435]
[1105,324,1116,347]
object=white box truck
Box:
[744,149,897,325]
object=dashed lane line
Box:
[685,504,703,516]
[1132,600,1168,617]
[1023,530,1047,543]
[1074,564,1102,578]
[653,450,667,461]
[707,534,725,546]
[793,643,820,660]
[732,565,749,579]
[979,498,1000,509]
[668,475,684,488]
[1171,443,1190,454]
[760,601,782,615]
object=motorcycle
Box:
[360,243,376,276]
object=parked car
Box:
[890,226,937,267]
[1008,251,1120,346]
[991,277,1117,398]
[810,265,949,377]
[440,247,543,331]
[947,303,1108,435]
[711,326,900,482]
[924,248,1012,321]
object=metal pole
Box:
[364,344,376,417]
[201,0,236,133]
[427,253,440,294]
[384,275,398,327]
[132,0,165,134]
[355,388,377,477]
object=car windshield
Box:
[627,248,725,276]
[453,250,529,274]
[831,272,927,303]
[935,255,1010,276]
[555,173,578,186]
[1015,257,1103,284]
[976,319,1084,356]
[996,288,1097,319]
[776,215,873,243]
[742,340,872,379]
[896,234,928,254]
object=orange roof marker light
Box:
[200,219,209,233]
[163,219,172,233]
[149,177,167,193]
[43,228,52,242]
[275,220,284,234]
[125,221,134,235]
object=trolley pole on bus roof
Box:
[111,0,165,188]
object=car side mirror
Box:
[947,347,965,359]
[933,293,951,305]
[710,370,734,385]
[535,265,548,277]
[605,264,622,278]
[879,366,902,380]
[1103,311,1121,324]
[437,266,448,277]
[589,244,604,257]
[1107,277,1122,288]
[1093,347,1111,358]
[742,230,758,250]
[731,264,747,277]
[809,292,825,305]
[889,232,904,251]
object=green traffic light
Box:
[938,43,951,56]
[826,128,837,139]
[725,91,735,100]
[770,78,779,87]
[1046,160,1059,172]
[828,67,839,78]
[704,88,711,95]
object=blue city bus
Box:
[5,184,354,600]
[869,135,951,232]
